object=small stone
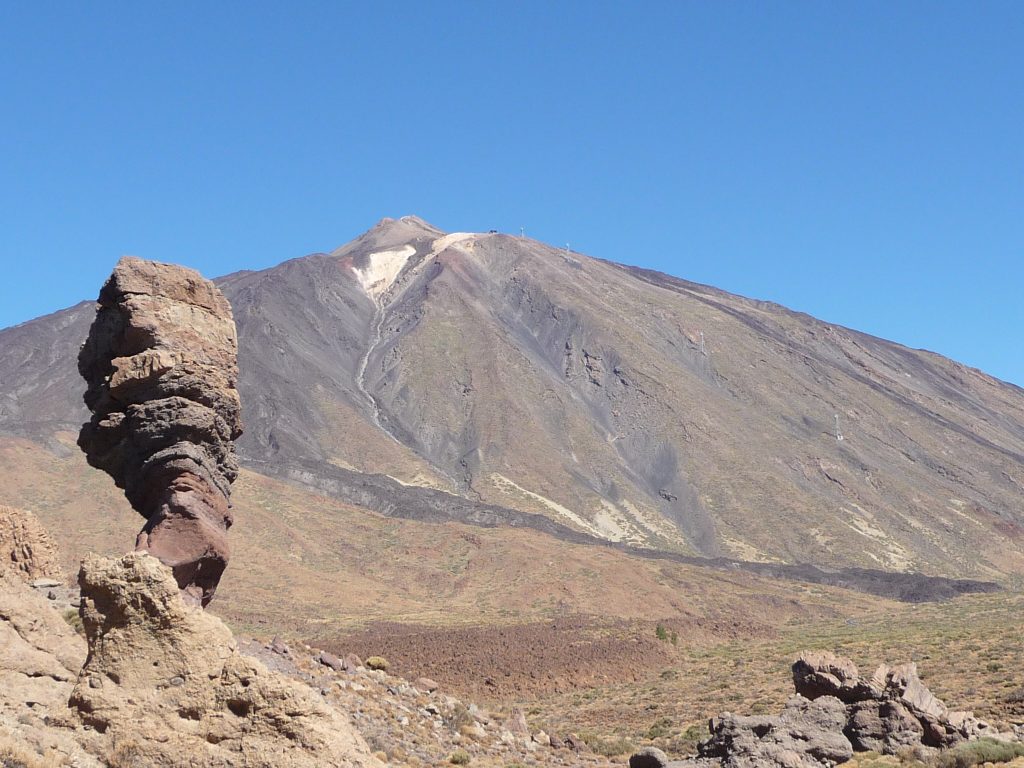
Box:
[31,578,62,589]
[169,676,185,687]
[564,733,585,751]
[318,651,344,671]
[504,709,529,735]
[415,676,440,693]
[88,676,102,689]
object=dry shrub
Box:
[935,738,1024,768]
[0,730,66,768]
[106,737,147,768]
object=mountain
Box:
[1,216,1023,587]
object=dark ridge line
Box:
[243,457,1000,604]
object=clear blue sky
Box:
[2,2,1021,385]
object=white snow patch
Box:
[353,244,417,300]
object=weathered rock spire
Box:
[77,256,242,606]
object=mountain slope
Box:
[1,216,1022,581]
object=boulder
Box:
[845,700,923,753]
[630,745,671,767]
[318,651,344,671]
[77,257,243,607]
[67,552,383,768]
[793,651,877,703]
[699,696,853,768]
[416,676,440,693]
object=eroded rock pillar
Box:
[77,257,242,606]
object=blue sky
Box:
[2,2,1021,385]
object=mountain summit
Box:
[2,219,1023,581]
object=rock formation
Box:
[793,650,994,752]
[77,256,243,606]
[698,695,854,768]
[0,504,64,583]
[67,552,383,768]
[635,650,1003,768]
[0,508,99,766]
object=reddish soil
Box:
[315,614,766,702]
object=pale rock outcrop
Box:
[0,566,100,767]
[77,256,243,606]
[0,504,64,583]
[68,552,382,768]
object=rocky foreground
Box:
[0,530,381,766]
[5,510,1024,768]
[0,505,615,767]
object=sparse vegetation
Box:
[365,656,389,671]
[0,730,67,768]
[935,738,1024,768]
[448,748,471,764]
[105,737,146,768]
[585,734,636,758]
[645,716,674,740]
[61,608,84,636]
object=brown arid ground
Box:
[0,434,886,635]
[319,615,764,700]
[533,592,1024,759]
[303,591,1024,761]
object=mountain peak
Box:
[370,215,446,240]
[334,216,446,257]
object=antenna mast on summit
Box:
[520,226,525,239]
[834,413,844,442]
